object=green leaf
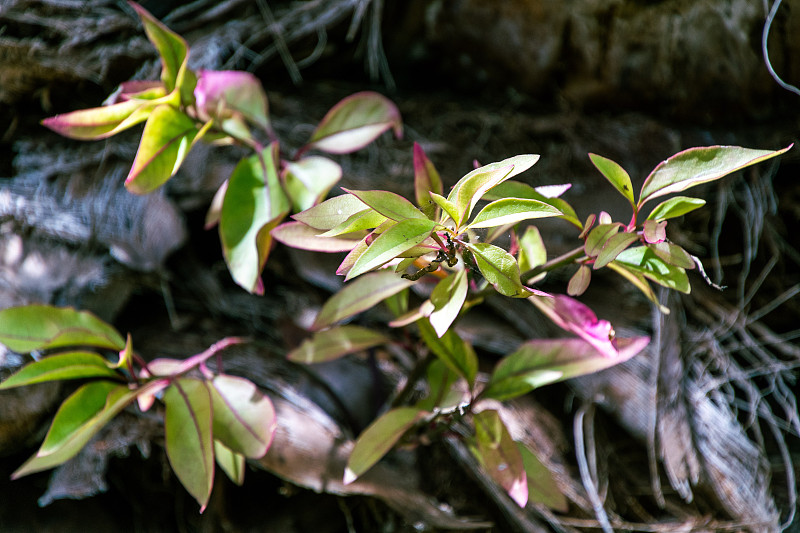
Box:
[638,144,793,207]
[0,352,120,389]
[164,378,214,511]
[567,264,591,296]
[447,155,540,227]
[429,192,460,224]
[283,157,342,212]
[287,325,388,363]
[130,2,189,93]
[418,319,478,387]
[429,270,468,337]
[614,246,690,293]
[335,234,371,277]
[518,226,547,281]
[41,97,163,140]
[416,360,462,411]
[593,231,640,269]
[465,243,530,297]
[518,444,568,512]
[220,143,289,293]
[646,196,706,221]
[413,142,443,218]
[588,153,635,207]
[485,181,582,229]
[214,440,246,486]
[344,407,427,484]
[272,221,363,252]
[483,336,650,401]
[313,270,413,329]
[210,374,276,459]
[342,189,427,221]
[471,410,527,507]
[466,198,562,229]
[0,305,125,353]
[648,241,695,269]
[292,194,369,230]
[383,288,409,318]
[583,223,622,257]
[125,105,202,194]
[320,209,388,237]
[194,70,269,131]
[346,218,437,280]
[305,92,402,154]
[606,262,669,313]
[12,380,139,478]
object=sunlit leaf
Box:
[12,380,140,478]
[448,163,514,228]
[638,144,792,206]
[287,325,388,363]
[130,2,189,93]
[418,319,477,387]
[41,97,162,140]
[320,209,388,237]
[204,179,228,229]
[646,196,706,221]
[335,234,371,277]
[567,264,591,296]
[283,157,342,212]
[466,198,562,230]
[214,440,245,485]
[429,270,468,337]
[482,180,582,229]
[272,221,363,252]
[220,143,289,293]
[0,305,125,353]
[465,243,530,297]
[0,352,120,389]
[194,69,269,131]
[313,270,413,329]
[614,246,690,293]
[414,142,443,218]
[593,231,640,269]
[648,241,695,269]
[210,374,276,459]
[342,189,427,221]
[346,219,436,280]
[305,92,402,154]
[584,224,622,257]
[588,153,635,207]
[483,336,650,401]
[642,220,667,244]
[292,194,368,230]
[518,443,568,512]
[429,192,460,224]
[471,409,527,507]
[125,105,203,194]
[164,378,214,511]
[344,407,427,484]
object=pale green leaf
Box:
[413,142,443,218]
[272,221,363,252]
[287,325,388,363]
[429,192,460,224]
[593,231,640,269]
[485,181,582,229]
[418,319,478,387]
[346,218,436,280]
[465,243,530,297]
[518,226,547,279]
[583,224,622,257]
[429,270,468,337]
[320,209,388,237]
[41,97,161,140]
[130,3,189,93]
[291,194,368,230]
[283,157,342,212]
[614,246,690,293]
[466,198,562,229]
[210,374,276,459]
[646,196,706,221]
[214,440,246,485]
[567,264,591,296]
[518,444,568,512]
[648,241,695,269]
[472,409,527,507]
[0,352,120,389]
[589,153,635,207]
[342,189,427,221]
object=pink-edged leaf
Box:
[413,142,444,218]
[567,265,591,296]
[272,221,363,252]
[291,194,368,230]
[593,231,640,269]
[643,220,667,244]
[428,270,468,337]
[346,218,436,280]
[214,440,246,485]
[164,378,214,511]
[194,69,269,130]
[471,409,528,507]
[638,144,793,206]
[646,196,706,221]
[529,295,618,358]
[283,156,342,212]
[588,153,635,207]
[584,223,622,257]
[336,234,371,277]
[342,189,427,221]
[344,407,427,484]
[418,319,478,387]
[465,243,530,298]
[210,374,276,459]
[483,335,650,401]
[41,99,157,140]
[305,91,402,154]
[130,1,189,93]
[313,270,413,329]
[518,444,569,512]
[320,209,388,237]
[647,241,695,269]
[0,305,125,353]
[287,325,388,363]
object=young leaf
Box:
[518,226,547,283]
[485,181,582,229]
[614,246,690,293]
[164,378,214,511]
[588,153,635,207]
[12,380,140,478]
[638,144,792,206]
[567,264,591,296]
[287,325,388,363]
[648,241,695,269]
[413,142,444,218]
[41,98,160,140]
[482,336,650,401]
[272,221,362,252]
[220,143,289,293]
[0,352,120,389]
[346,218,437,280]
[448,164,513,227]
[646,196,706,221]
[429,270,469,337]
[344,407,427,484]
[471,409,528,508]
[292,194,369,230]
[518,444,569,512]
[583,224,622,257]
[418,319,478,387]
[125,104,203,194]
[283,156,342,212]
[593,231,640,269]
[0,305,125,353]
[313,270,413,329]
[642,220,667,244]
[210,374,276,459]
[305,92,402,154]
[214,440,246,485]
[466,198,562,230]
[130,2,189,94]
[194,70,270,131]
[465,243,530,298]
[320,209,388,237]
[335,234,371,276]
[429,192,461,224]
[342,189,427,222]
